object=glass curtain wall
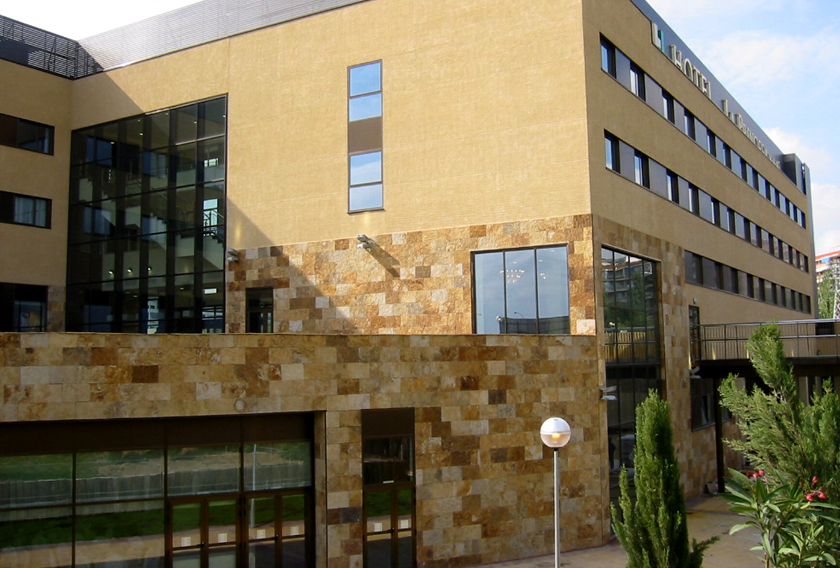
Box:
[66,97,227,333]
[0,414,313,568]
[601,248,661,500]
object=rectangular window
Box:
[630,65,646,99]
[633,152,649,187]
[706,131,716,157]
[666,171,679,203]
[662,91,675,123]
[473,246,570,334]
[698,190,714,223]
[348,61,383,212]
[246,288,274,333]
[605,134,620,173]
[0,113,54,154]
[684,111,696,140]
[0,191,51,228]
[601,38,617,77]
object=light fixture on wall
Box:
[600,385,617,401]
[356,234,375,249]
[226,248,240,262]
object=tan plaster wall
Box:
[68,0,592,250]
[0,60,72,288]
[0,330,607,567]
[582,0,814,317]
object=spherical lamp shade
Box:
[540,417,571,448]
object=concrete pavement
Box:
[476,495,764,568]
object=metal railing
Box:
[695,319,840,362]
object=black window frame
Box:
[0,113,54,155]
[0,190,51,228]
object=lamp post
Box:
[540,417,572,568]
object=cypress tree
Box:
[611,391,717,568]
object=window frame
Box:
[0,190,52,229]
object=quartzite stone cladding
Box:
[0,331,606,567]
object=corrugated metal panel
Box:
[79,0,370,71]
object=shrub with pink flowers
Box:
[724,468,840,568]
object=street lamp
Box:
[540,417,572,568]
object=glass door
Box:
[363,486,415,568]
[246,492,311,568]
[169,497,238,568]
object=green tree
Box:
[817,271,836,319]
[719,324,840,502]
[611,391,717,568]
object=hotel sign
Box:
[651,22,781,169]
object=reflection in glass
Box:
[75,501,164,568]
[349,94,382,121]
[349,62,381,96]
[76,450,164,502]
[0,507,72,567]
[473,247,569,334]
[0,454,72,509]
[349,184,383,211]
[168,447,240,496]
[245,442,312,491]
[350,152,382,186]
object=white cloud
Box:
[764,128,834,174]
[812,182,840,255]
[699,28,840,90]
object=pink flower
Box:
[806,494,815,502]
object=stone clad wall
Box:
[225,215,596,337]
[0,331,606,568]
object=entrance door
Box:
[363,486,415,568]
[246,492,311,568]
[169,496,239,568]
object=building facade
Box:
[0,0,817,567]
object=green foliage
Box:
[611,390,717,568]
[723,468,840,568]
[719,324,840,502]
[818,272,836,320]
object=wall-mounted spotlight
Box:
[226,248,240,262]
[356,234,375,249]
[600,385,617,401]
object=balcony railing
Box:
[694,320,840,362]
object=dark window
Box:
[662,91,675,123]
[362,409,415,568]
[0,113,53,154]
[666,171,679,203]
[601,38,617,77]
[246,288,274,333]
[66,96,227,334]
[0,191,51,228]
[474,246,570,334]
[633,152,649,188]
[605,133,620,172]
[684,111,696,140]
[602,247,660,500]
[688,185,700,215]
[630,64,646,99]
[698,190,714,223]
[684,251,702,285]
[706,131,716,157]
[349,61,384,212]
[0,283,48,331]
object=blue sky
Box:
[5,0,838,255]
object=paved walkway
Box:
[477,495,763,568]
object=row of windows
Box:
[0,190,51,228]
[0,112,53,154]
[685,250,811,313]
[606,133,809,274]
[601,37,807,229]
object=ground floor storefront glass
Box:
[0,414,313,568]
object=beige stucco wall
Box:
[68,0,592,250]
[582,0,814,324]
[0,60,72,288]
